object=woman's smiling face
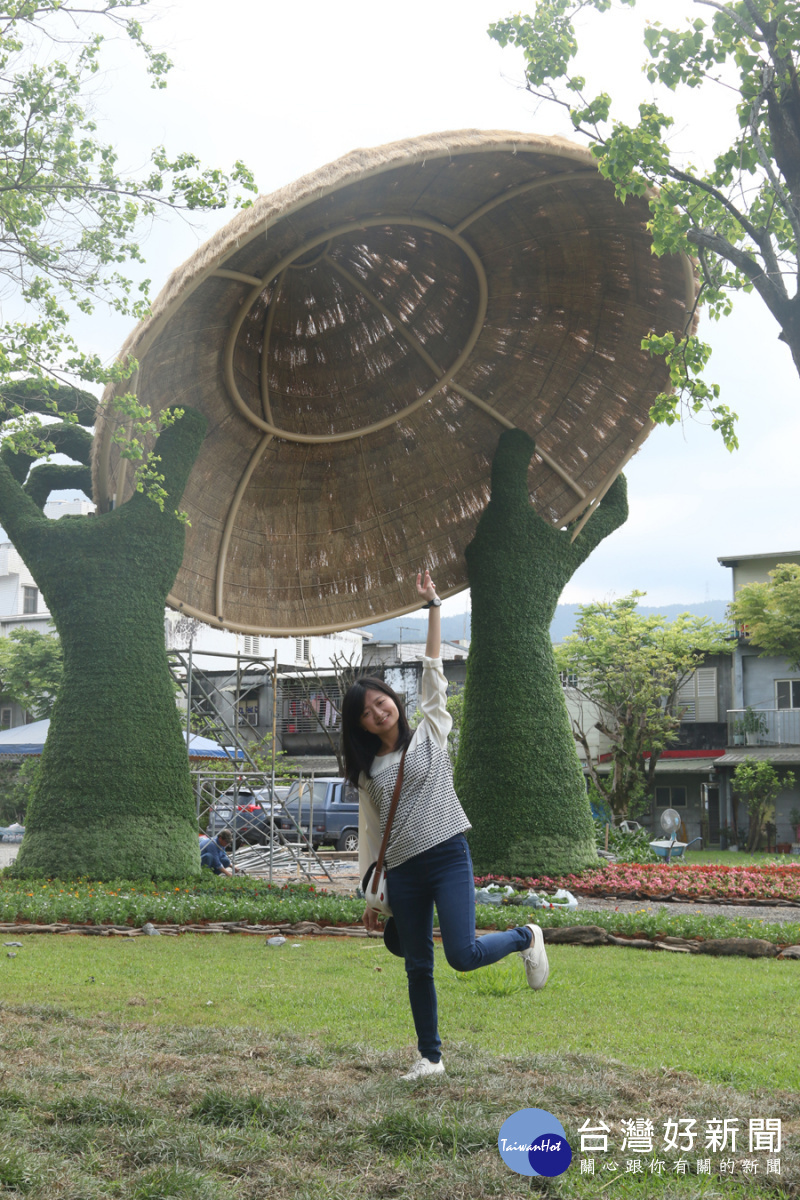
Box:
[360,688,400,744]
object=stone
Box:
[697,938,778,958]
[777,944,800,959]
[141,922,161,937]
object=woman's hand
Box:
[363,906,382,932]
[416,569,437,603]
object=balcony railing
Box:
[727,708,800,747]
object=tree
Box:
[0,758,39,825]
[454,428,628,877]
[732,755,794,849]
[489,1,800,447]
[0,628,63,719]
[0,2,256,878]
[729,561,800,665]
[11,407,207,879]
[555,594,730,818]
[0,1,254,406]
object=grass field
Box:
[682,852,799,866]
[0,934,798,1198]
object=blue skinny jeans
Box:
[386,833,532,1063]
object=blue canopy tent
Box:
[0,719,242,760]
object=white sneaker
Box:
[520,923,549,990]
[400,1057,445,1081]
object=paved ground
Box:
[573,894,800,925]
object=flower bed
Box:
[0,877,366,928]
[475,863,800,902]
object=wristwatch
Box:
[423,596,442,609]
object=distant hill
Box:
[361,600,730,646]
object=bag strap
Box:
[374,747,406,877]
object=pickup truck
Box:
[274,777,360,851]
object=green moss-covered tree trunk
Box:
[454,428,628,877]
[10,409,206,879]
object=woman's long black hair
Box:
[341,676,413,785]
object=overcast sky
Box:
[70,0,800,613]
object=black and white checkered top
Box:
[357,658,471,874]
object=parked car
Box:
[274,778,360,851]
[205,787,278,846]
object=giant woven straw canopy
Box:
[94,130,696,635]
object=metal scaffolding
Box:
[168,646,334,883]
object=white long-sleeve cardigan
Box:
[357,657,471,877]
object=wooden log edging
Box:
[542,924,800,958]
[1,921,799,958]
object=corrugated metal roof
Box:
[593,757,720,776]
[715,747,800,765]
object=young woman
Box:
[341,570,549,1081]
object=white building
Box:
[0,500,95,637]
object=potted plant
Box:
[731,721,745,747]
[743,707,767,746]
[790,806,800,843]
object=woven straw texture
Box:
[93,129,696,635]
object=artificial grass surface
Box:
[1,935,797,1093]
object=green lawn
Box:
[1,936,797,1199]
[682,850,799,866]
[1,934,798,1092]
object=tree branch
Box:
[748,93,800,247]
[667,162,777,256]
[694,0,763,42]
[686,226,793,322]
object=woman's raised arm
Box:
[417,569,441,659]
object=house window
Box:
[676,667,717,722]
[23,587,38,614]
[243,635,260,655]
[237,701,259,726]
[295,637,310,664]
[559,671,578,689]
[776,680,800,709]
[0,707,11,730]
[655,785,688,808]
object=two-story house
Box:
[563,654,732,844]
[713,551,800,848]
